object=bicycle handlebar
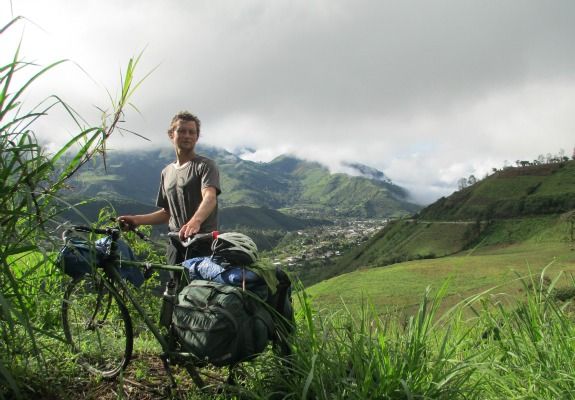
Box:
[167,231,219,248]
[71,225,118,236]
[68,224,219,248]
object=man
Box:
[118,111,220,264]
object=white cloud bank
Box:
[3,0,575,205]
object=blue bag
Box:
[95,236,145,287]
[182,257,267,293]
[57,237,144,287]
[57,238,102,279]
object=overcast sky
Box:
[3,0,575,204]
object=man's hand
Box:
[179,218,201,239]
[117,216,138,231]
[117,209,170,230]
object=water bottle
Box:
[160,279,176,327]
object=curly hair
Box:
[167,111,201,137]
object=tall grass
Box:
[251,285,481,399]
[233,270,575,400]
[0,16,148,398]
[479,269,575,398]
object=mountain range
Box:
[62,145,420,227]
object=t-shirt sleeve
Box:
[201,159,221,195]
[155,171,169,208]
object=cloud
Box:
[4,0,575,205]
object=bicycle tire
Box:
[62,274,134,378]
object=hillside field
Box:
[306,220,575,315]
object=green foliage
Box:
[266,285,480,399]
[0,15,147,398]
[474,270,575,398]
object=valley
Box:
[301,159,575,314]
[263,218,388,285]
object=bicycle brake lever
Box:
[168,231,216,247]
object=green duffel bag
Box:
[172,280,274,367]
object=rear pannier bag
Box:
[172,280,274,367]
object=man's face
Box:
[171,120,198,151]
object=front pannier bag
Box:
[57,238,103,279]
[57,236,144,286]
[172,280,274,367]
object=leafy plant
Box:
[0,15,148,398]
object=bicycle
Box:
[60,224,229,389]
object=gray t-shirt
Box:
[156,155,221,233]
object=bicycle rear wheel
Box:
[62,274,133,378]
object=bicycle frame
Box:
[102,258,181,356]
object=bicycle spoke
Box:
[62,274,133,378]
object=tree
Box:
[467,174,477,186]
[537,154,545,164]
[457,177,468,190]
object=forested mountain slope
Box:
[63,146,420,221]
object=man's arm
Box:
[118,208,170,229]
[179,186,218,239]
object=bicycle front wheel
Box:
[62,274,133,378]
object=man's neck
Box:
[175,149,196,166]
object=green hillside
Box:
[308,216,575,313]
[419,161,575,221]
[219,206,329,230]
[302,218,483,284]
[307,240,575,315]
[217,156,297,209]
[269,155,418,217]
[306,161,575,312]
[64,148,420,220]
[319,161,575,279]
